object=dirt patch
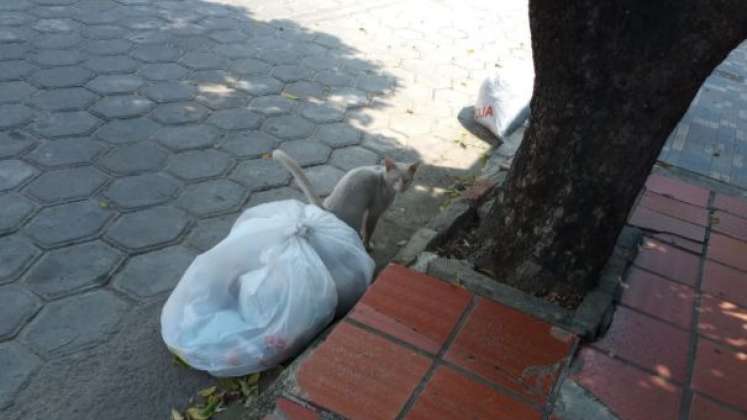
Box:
[434,220,584,310]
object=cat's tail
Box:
[272,149,324,207]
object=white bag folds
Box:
[474,58,534,140]
[161,200,375,377]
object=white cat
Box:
[273,149,419,248]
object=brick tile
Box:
[708,233,747,272]
[652,233,703,254]
[406,366,541,420]
[640,191,709,226]
[634,238,701,286]
[445,298,576,404]
[264,398,319,420]
[349,264,471,354]
[702,261,747,308]
[572,348,682,420]
[697,295,747,349]
[622,268,696,330]
[629,207,706,242]
[593,306,690,383]
[714,193,747,219]
[691,338,747,412]
[296,322,431,420]
[690,394,747,420]
[712,211,747,241]
[646,174,709,207]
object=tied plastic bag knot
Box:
[287,222,310,238]
[160,199,375,377]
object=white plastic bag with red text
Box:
[474,58,534,140]
[160,200,374,377]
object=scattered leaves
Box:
[173,354,190,369]
[174,373,263,420]
[281,92,300,100]
[467,48,475,54]
[198,386,216,398]
[261,152,272,160]
[99,200,109,209]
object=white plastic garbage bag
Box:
[474,58,534,141]
[161,200,375,377]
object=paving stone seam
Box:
[394,295,486,419]
[542,331,582,419]
[101,217,195,255]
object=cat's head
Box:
[384,157,420,192]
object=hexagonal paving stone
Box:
[248,95,296,116]
[279,140,332,166]
[0,130,36,158]
[231,76,283,96]
[95,117,161,144]
[86,74,144,94]
[357,74,394,93]
[327,86,369,109]
[180,51,226,70]
[26,138,106,167]
[206,108,262,130]
[33,33,81,50]
[30,66,93,88]
[33,18,78,33]
[0,192,35,234]
[31,111,100,138]
[283,81,325,100]
[142,81,197,103]
[91,95,154,119]
[229,58,271,76]
[300,102,345,123]
[262,115,316,140]
[389,113,434,137]
[177,179,246,216]
[83,55,139,74]
[30,87,97,111]
[22,290,129,358]
[83,39,132,56]
[103,173,181,209]
[151,102,209,125]
[195,86,246,110]
[0,81,35,103]
[166,149,233,180]
[130,44,182,63]
[210,30,247,44]
[220,131,277,158]
[0,285,41,340]
[25,200,113,247]
[83,24,127,40]
[0,104,33,129]
[185,214,235,252]
[0,44,29,61]
[230,159,290,191]
[31,49,84,66]
[154,125,221,151]
[0,343,42,409]
[25,166,108,203]
[139,63,188,81]
[246,186,305,207]
[0,60,37,82]
[188,69,231,84]
[315,69,355,87]
[330,146,380,171]
[0,160,35,191]
[24,241,123,300]
[105,206,189,250]
[302,164,345,196]
[0,235,40,285]
[97,142,168,174]
[113,246,195,300]
[272,64,314,83]
[312,123,363,148]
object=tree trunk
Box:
[475,1,747,295]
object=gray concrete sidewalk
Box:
[0,0,530,418]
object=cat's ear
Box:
[408,161,420,175]
[384,157,396,172]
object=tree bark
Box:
[475,1,747,295]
